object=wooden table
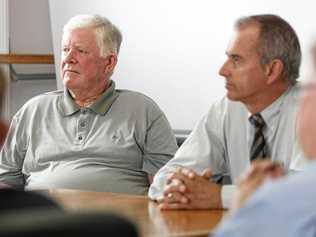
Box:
[46,189,225,237]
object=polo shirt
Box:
[0,81,178,194]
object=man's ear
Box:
[104,54,118,74]
[265,59,284,85]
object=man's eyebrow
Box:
[225,51,238,57]
[226,52,242,59]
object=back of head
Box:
[235,14,301,85]
[0,189,60,212]
[0,211,139,237]
[63,14,122,57]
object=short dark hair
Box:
[235,14,301,84]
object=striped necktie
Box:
[249,113,266,161]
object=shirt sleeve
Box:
[149,100,228,200]
[221,185,236,209]
[0,114,27,189]
[142,112,178,176]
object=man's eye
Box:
[231,56,240,62]
[78,49,88,54]
[62,48,69,52]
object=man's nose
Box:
[219,61,230,78]
[63,50,77,64]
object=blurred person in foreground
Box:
[212,42,316,236]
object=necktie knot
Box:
[249,113,265,129]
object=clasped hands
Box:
[158,167,223,210]
[158,160,284,211]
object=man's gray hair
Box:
[63,14,122,57]
[235,14,301,84]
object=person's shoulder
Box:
[117,89,155,102]
[116,89,161,109]
[24,90,63,105]
[205,96,245,119]
[15,90,63,116]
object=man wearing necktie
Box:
[149,14,307,209]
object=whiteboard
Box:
[49,0,316,130]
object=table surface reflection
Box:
[46,189,225,237]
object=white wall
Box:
[0,0,10,120]
[8,0,57,117]
[0,0,8,54]
[9,0,55,74]
[49,0,316,130]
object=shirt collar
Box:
[248,86,292,128]
[59,80,119,116]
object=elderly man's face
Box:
[218,25,269,105]
[297,84,316,159]
[61,27,109,94]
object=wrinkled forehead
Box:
[61,27,97,46]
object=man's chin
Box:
[226,92,239,101]
[62,78,77,89]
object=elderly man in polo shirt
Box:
[0,14,178,195]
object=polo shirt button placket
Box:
[77,109,88,144]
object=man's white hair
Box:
[63,14,122,57]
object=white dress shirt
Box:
[149,83,307,208]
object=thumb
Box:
[202,168,212,179]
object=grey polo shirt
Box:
[0,81,178,195]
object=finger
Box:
[166,168,189,184]
[246,168,273,191]
[254,162,285,180]
[202,168,212,179]
[242,160,276,181]
[167,171,191,185]
[266,164,285,179]
[249,160,272,174]
[163,191,189,204]
[181,168,196,179]
[163,179,187,195]
[166,172,178,185]
[250,173,267,187]
[159,202,191,210]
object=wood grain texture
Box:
[0,54,54,64]
[46,189,225,237]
